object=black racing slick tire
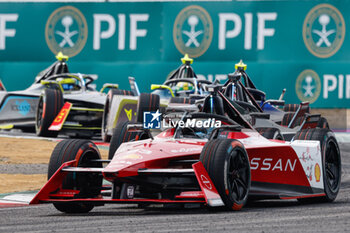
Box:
[317,117,330,129]
[200,139,251,210]
[169,97,195,104]
[101,89,134,142]
[48,139,103,213]
[108,121,139,160]
[283,104,310,113]
[35,88,64,137]
[256,127,284,140]
[112,89,134,96]
[136,93,160,123]
[294,128,341,203]
[283,104,299,112]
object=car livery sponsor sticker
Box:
[200,174,212,190]
[171,147,202,153]
[49,102,72,131]
[136,149,152,155]
[115,160,133,165]
[315,163,321,182]
[120,154,143,160]
[291,140,323,189]
[12,100,35,116]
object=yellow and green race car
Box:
[0,52,119,138]
[101,54,212,141]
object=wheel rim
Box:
[226,149,250,202]
[76,148,102,196]
[325,139,340,193]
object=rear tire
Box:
[48,139,102,213]
[294,128,341,203]
[317,117,330,129]
[200,139,251,210]
[256,127,284,140]
[169,97,195,104]
[283,104,299,112]
[136,93,160,123]
[35,88,64,137]
[283,104,310,113]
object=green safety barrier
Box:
[0,1,349,108]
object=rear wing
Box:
[128,77,140,96]
[0,79,6,91]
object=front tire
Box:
[200,139,251,210]
[48,139,103,213]
[136,93,160,123]
[35,88,63,137]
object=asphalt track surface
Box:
[0,143,349,233]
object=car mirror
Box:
[100,83,119,93]
[151,84,174,97]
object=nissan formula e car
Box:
[30,88,341,213]
[0,53,118,138]
[101,54,212,141]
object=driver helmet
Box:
[56,77,78,91]
[175,82,194,92]
[61,84,75,91]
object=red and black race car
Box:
[30,89,341,213]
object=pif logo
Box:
[295,69,321,104]
[45,6,88,57]
[173,5,213,58]
[303,4,345,58]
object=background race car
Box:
[218,61,330,141]
[0,52,119,138]
[102,54,212,141]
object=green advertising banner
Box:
[0,0,349,108]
